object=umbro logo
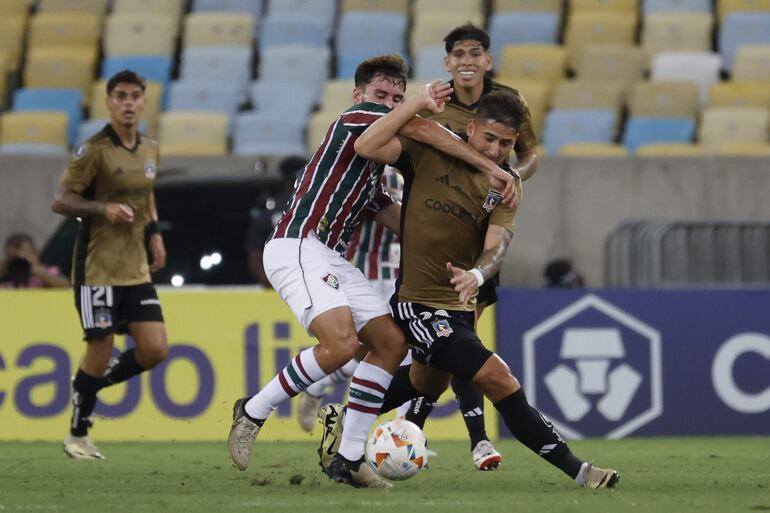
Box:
[435,174,450,185]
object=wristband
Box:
[469,268,484,287]
[146,221,160,235]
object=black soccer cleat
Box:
[323,453,392,489]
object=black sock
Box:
[70,370,105,436]
[379,365,421,414]
[404,396,436,429]
[494,389,583,479]
[452,375,487,450]
[103,348,145,386]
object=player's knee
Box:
[137,339,168,369]
[317,328,360,366]
[472,355,520,400]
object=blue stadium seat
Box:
[643,0,711,14]
[258,46,330,84]
[192,0,264,21]
[335,12,408,64]
[0,144,68,155]
[101,56,173,106]
[259,14,332,49]
[414,46,450,80]
[489,12,560,64]
[180,47,253,99]
[622,117,696,152]
[13,88,82,146]
[543,109,617,154]
[168,80,244,115]
[266,0,336,27]
[719,13,770,71]
[249,80,319,116]
[232,112,306,156]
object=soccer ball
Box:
[365,418,429,481]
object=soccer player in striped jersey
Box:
[227,54,519,489]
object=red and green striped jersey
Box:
[346,167,403,280]
[271,102,395,253]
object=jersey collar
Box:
[105,123,142,152]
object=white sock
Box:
[394,400,411,419]
[245,347,326,420]
[574,462,590,486]
[338,361,392,461]
[305,358,359,397]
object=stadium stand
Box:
[709,81,770,108]
[183,12,255,49]
[0,111,69,154]
[259,15,332,49]
[719,12,770,71]
[232,112,306,157]
[493,0,563,15]
[622,117,697,152]
[335,12,408,78]
[13,88,83,146]
[699,107,770,151]
[564,12,637,68]
[732,45,770,81]
[104,14,178,57]
[635,143,705,155]
[489,12,561,63]
[28,12,101,52]
[37,0,109,16]
[650,51,723,105]
[414,46,450,80]
[559,143,629,156]
[643,0,711,14]
[543,109,618,154]
[158,112,229,156]
[192,0,265,20]
[112,0,187,18]
[575,45,644,93]
[249,80,319,117]
[0,15,28,72]
[24,47,96,101]
[341,0,409,12]
[496,45,567,83]
[641,13,714,57]
[168,80,244,116]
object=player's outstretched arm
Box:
[448,225,513,307]
[514,148,538,182]
[51,185,134,224]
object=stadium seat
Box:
[558,143,629,156]
[699,107,770,150]
[496,45,567,82]
[260,14,332,49]
[0,111,69,152]
[642,13,714,57]
[158,112,229,156]
[551,80,624,113]
[259,46,330,84]
[411,12,484,55]
[717,0,770,20]
[709,81,770,107]
[183,13,255,48]
[622,117,696,152]
[24,47,96,100]
[635,142,704,155]
[542,109,617,154]
[307,110,341,150]
[0,16,27,71]
[13,88,83,145]
[90,79,163,130]
[643,0,711,14]
[104,14,178,57]
[564,13,638,68]
[414,46,451,80]
[495,77,551,135]
[628,81,701,119]
[414,0,483,16]
[168,80,244,115]
[112,0,186,18]
[493,0,563,15]
[37,0,109,16]
[718,142,770,155]
[719,13,770,71]
[489,12,560,63]
[732,45,770,81]
[0,52,7,108]
[0,0,29,16]
[28,12,101,52]
[341,0,409,13]
[192,0,264,20]
[336,12,408,65]
[180,47,252,92]
[318,80,357,114]
[232,112,306,157]
[267,0,337,26]
[575,45,644,91]
[650,51,722,105]
[249,80,319,117]
[571,0,637,14]
[102,56,173,104]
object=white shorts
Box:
[369,278,396,303]
[263,235,391,335]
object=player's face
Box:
[444,40,492,89]
[106,83,146,127]
[466,118,518,165]
[353,75,406,109]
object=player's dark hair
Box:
[444,23,490,53]
[354,54,408,92]
[106,69,146,95]
[475,91,524,132]
[4,232,34,250]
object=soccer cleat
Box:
[577,462,620,489]
[297,392,324,433]
[317,403,345,471]
[471,439,502,471]
[228,397,262,471]
[324,453,392,489]
[63,435,104,460]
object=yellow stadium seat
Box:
[0,0,29,16]
[112,0,186,18]
[709,81,770,107]
[718,142,770,155]
[628,81,701,119]
[0,52,8,109]
[90,80,163,130]
[307,110,342,151]
[642,13,713,58]
[414,0,483,16]
[24,47,97,99]
[37,0,109,16]
[183,13,255,49]
[159,112,229,156]
[319,80,357,114]
[636,143,705,156]
[496,44,567,81]
[551,80,625,112]
[564,13,637,68]
[559,143,629,156]
[570,0,637,14]
[341,0,409,12]
[733,46,770,81]
[575,45,645,91]
[493,0,563,14]
[0,111,69,148]
[699,107,770,149]
[104,14,178,57]
[411,12,484,55]
[0,16,27,71]
[28,12,101,52]
[718,0,770,19]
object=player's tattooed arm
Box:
[448,225,512,306]
[52,185,134,223]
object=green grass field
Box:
[1,438,768,513]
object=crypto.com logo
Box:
[524,294,663,439]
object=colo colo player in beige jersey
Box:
[51,70,169,460]
[351,90,620,489]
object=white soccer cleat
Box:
[297,392,324,432]
[63,435,104,460]
[472,439,502,471]
[228,398,262,471]
[576,462,620,489]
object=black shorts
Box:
[74,283,164,340]
[390,297,493,381]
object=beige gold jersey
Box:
[394,135,521,311]
[60,124,159,286]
